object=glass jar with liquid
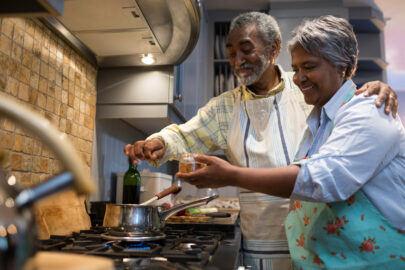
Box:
[178,153,205,173]
[178,153,218,197]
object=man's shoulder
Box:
[208,87,240,105]
[275,65,300,91]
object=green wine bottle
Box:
[122,160,141,204]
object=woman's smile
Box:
[300,84,315,92]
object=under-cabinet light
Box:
[141,53,155,65]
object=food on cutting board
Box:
[167,215,212,223]
[160,202,173,210]
[186,207,218,215]
[174,197,240,211]
[164,197,238,223]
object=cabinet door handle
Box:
[174,94,183,102]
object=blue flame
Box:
[126,241,151,250]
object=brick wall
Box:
[0,17,97,188]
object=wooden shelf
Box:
[214,59,230,63]
[357,57,388,72]
[213,22,237,96]
[349,6,385,33]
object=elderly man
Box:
[125,12,397,269]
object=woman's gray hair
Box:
[230,11,282,57]
[288,15,359,79]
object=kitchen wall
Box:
[0,17,97,189]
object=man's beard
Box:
[234,53,270,86]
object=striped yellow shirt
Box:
[148,65,312,166]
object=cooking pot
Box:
[102,194,218,241]
[0,97,95,270]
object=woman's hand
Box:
[355,80,398,118]
[176,154,236,189]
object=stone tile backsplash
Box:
[0,17,97,188]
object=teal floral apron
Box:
[227,71,307,270]
[285,89,405,269]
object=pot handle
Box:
[160,194,219,221]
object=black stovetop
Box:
[36,225,241,270]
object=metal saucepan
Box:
[102,194,218,240]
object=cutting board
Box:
[23,251,114,270]
[166,215,213,223]
[35,190,91,239]
[167,211,239,225]
[166,211,239,234]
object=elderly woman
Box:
[177,15,405,268]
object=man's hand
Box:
[355,81,398,118]
[176,154,235,189]
[124,138,166,164]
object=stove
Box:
[36,225,241,270]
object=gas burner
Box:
[108,241,161,256]
[175,243,204,254]
[100,230,166,241]
[36,224,240,270]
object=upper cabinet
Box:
[173,12,210,120]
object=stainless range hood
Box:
[42,0,202,134]
[96,65,185,135]
[43,0,201,67]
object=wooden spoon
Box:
[140,183,181,206]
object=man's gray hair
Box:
[288,15,358,79]
[230,11,282,57]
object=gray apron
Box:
[226,78,307,270]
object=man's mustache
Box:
[234,63,255,71]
